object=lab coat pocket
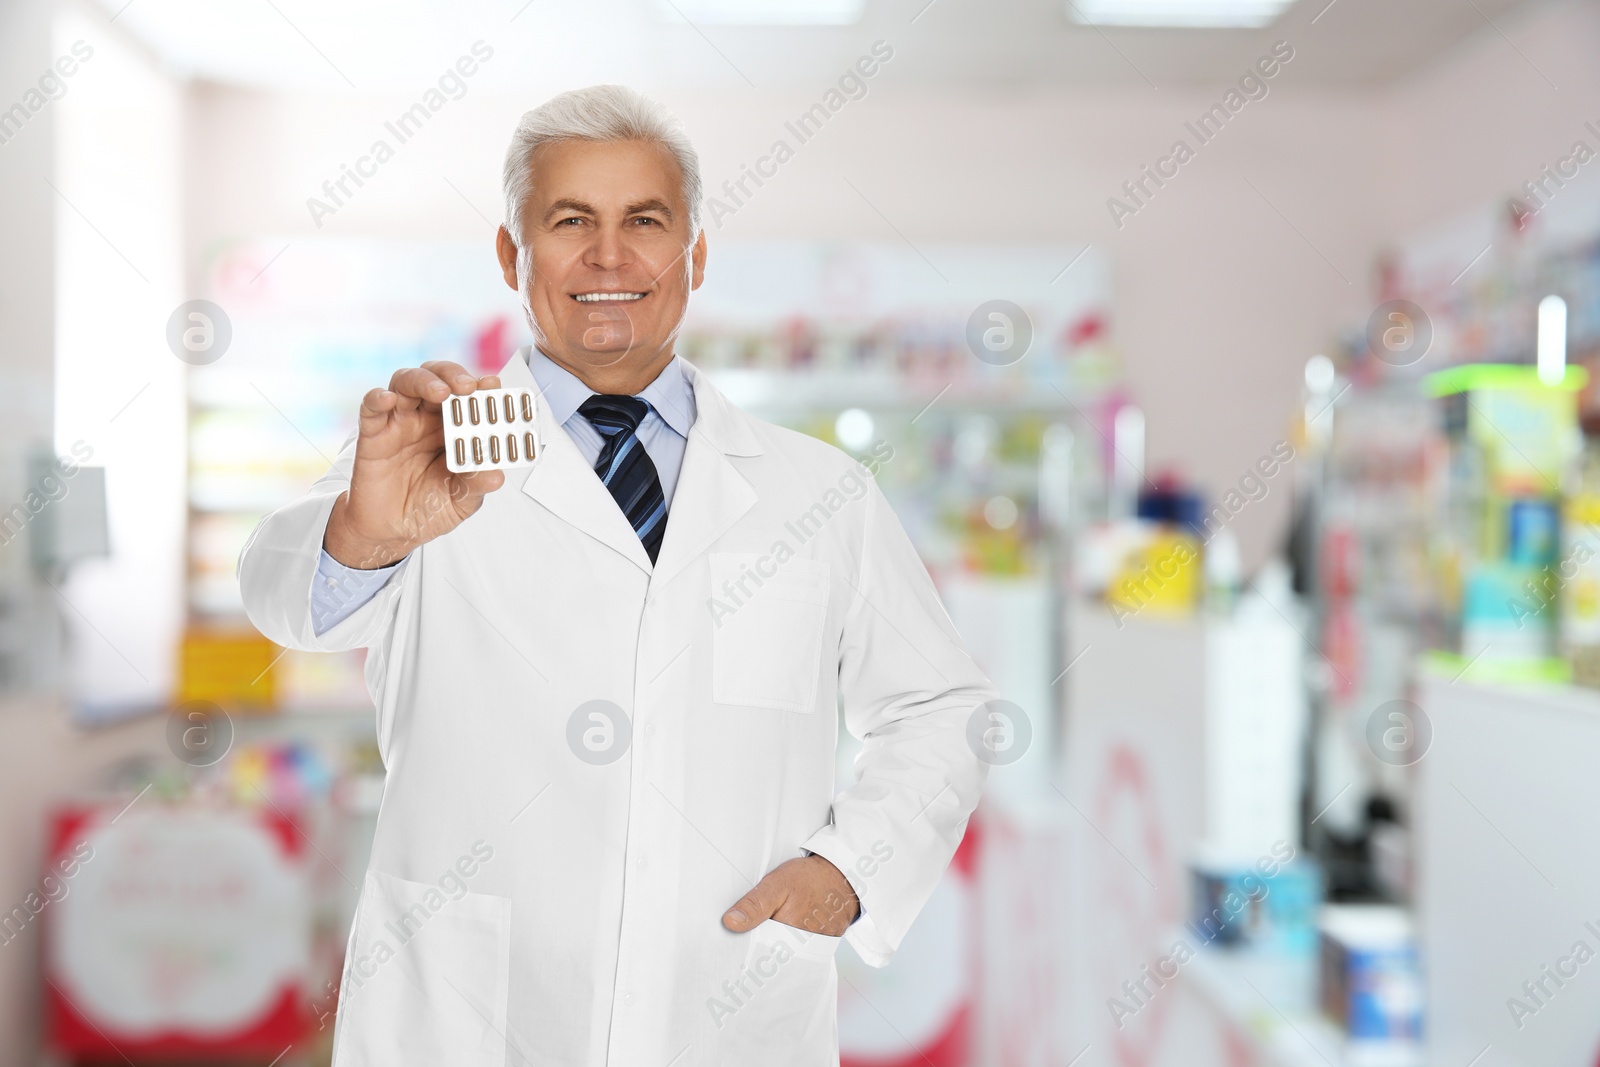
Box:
[333,869,512,1067]
[711,553,830,713]
[751,918,844,963]
[716,919,840,1062]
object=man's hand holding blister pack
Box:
[323,359,508,570]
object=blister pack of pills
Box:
[443,388,542,473]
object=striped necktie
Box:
[578,394,668,563]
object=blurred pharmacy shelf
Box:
[1182,940,1424,1067]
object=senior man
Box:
[239,85,993,1066]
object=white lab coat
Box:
[238,348,993,1067]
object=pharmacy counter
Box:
[1416,672,1600,1067]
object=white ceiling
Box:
[94,0,1549,94]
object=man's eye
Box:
[557,217,584,226]
[632,216,660,226]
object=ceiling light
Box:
[654,0,863,25]
[1068,0,1298,28]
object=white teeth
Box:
[574,292,646,302]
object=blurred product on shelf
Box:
[1076,473,1212,621]
[1326,207,1600,691]
[1103,524,1200,619]
[43,800,317,1062]
[177,629,278,708]
[38,728,378,1065]
[1562,433,1600,686]
[1427,363,1584,681]
[1366,811,1412,903]
[1189,845,1321,956]
[1312,387,1444,701]
[1135,473,1205,531]
[226,738,334,810]
[1317,906,1424,1052]
[1350,223,1599,390]
[176,629,373,716]
[1202,526,1244,615]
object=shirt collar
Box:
[526,348,696,440]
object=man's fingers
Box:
[385,364,498,407]
[390,366,453,402]
[358,387,398,434]
[449,469,505,507]
[723,857,859,936]
[420,360,481,394]
[723,875,786,932]
[776,887,854,935]
[357,386,429,436]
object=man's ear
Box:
[496,226,520,291]
[690,229,707,291]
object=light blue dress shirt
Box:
[310,350,697,636]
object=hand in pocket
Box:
[721,855,859,937]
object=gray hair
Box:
[501,85,702,241]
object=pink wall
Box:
[1380,0,1600,239]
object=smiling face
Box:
[496,138,706,394]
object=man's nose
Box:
[583,225,631,272]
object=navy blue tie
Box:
[578,394,668,563]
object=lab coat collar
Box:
[494,347,765,582]
[524,348,697,443]
[650,362,762,587]
[679,358,764,459]
[498,348,655,574]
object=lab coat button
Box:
[624,993,635,1006]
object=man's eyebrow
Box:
[626,198,674,219]
[543,197,675,221]
[544,198,597,220]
